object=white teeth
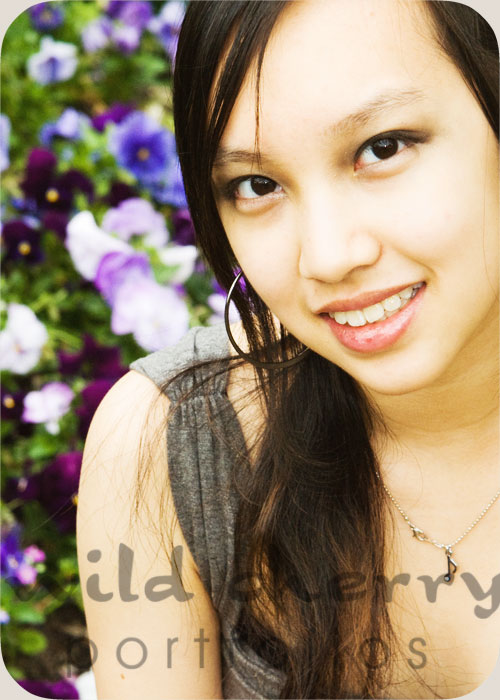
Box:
[329,310,347,324]
[382,294,402,312]
[345,310,366,327]
[328,283,423,327]
[363,302,385,323]
[399,285,414,300]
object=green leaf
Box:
[9,603,45,625]
[17,628,47,655]
[6,666,24,681]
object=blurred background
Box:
[0,2,238,697]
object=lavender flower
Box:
[158,244,197,283]
[207,290,240,325]
[0,114,11,172]
[0,609,9,624]
[102,197,169,248]
[148,1,185,63]
[27,37,78,85]
[111,23,141,53]
[0,303,48,374]
[40,108,89,147]
[95,250,153,305]
[108,1,153,30]
[65,211,133,280]
[111,276,189,351]
[108,111,175,185]
[81,16,113,53]
[29,2,64,32]
[22,381,74,435]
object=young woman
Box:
[77,1,499,698]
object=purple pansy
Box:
[0,526,39,585]
[0,114,11,172]
[148,1,185,63]
[77,379,115,439]
[111,276,189,351]
[1,389,25,421]
[108,1,153,29]
[0,303,48,375]
[102,197,169,247]
[81,16,113,53]
[108,111,175,185]
[104,181,138,206]
[146,155,187,207]
[22,381,74,435]
[172,208,196,246]
[18,679,79,699]
[21,148,94,231]
[27,37,78,85]
[92,102,134,133]
[29,2,65,32]
[65,211,133,281]
[95,250,153,305]
[111,23,141,53]
[40,108,89,147]
[1,220,44,263]
[58,333,127,380]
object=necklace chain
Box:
[375,471,500,551]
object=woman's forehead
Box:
[218,0,458,151]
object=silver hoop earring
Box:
[223,271,310,369]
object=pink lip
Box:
[322,283,426,353]
[315,282,421,313]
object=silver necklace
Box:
[375,471,500,583]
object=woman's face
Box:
[212,0,499,396]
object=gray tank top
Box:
[129,323,286,699]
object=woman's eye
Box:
[355,136,409,170]
[235,176,282,200]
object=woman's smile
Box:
[214,0,499,395]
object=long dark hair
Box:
[138,2,498,698]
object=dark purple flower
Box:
[92,102,134,133]
[108,1,153,29]
[29,3,65,32]
[108,111,175,184]
[1,220,44,263]
[36,452,82,533]
[77,379,115,439]
[58,333,128,380]
[42,210,69,240]
[1,388,25,421]
[21,149,94,216]
[104,181,138,206]
[18,679,79,699]
[172,208,196,246]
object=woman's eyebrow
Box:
[212,88,426,170]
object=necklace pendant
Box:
[444,546,458,583]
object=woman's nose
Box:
[297,191,382,284]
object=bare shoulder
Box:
[77,370,223,699]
